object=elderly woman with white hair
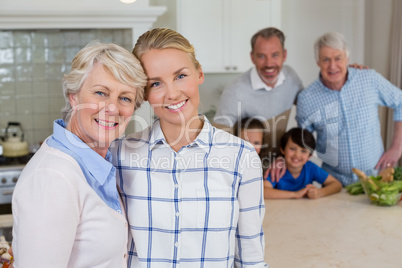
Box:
[11,41,146,267]
[296,32,402,186]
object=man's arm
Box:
[373,70,402,169]
[263,156,286,182]
[376,121,402,169]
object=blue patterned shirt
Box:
[296,68,402,186]
[111,117,268,267]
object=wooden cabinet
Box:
[177,0,281,73]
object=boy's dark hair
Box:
[280,128,316,153]
[233,117,265,137]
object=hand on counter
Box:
[306,175,342,199]
[305,184,321,199]
[293,188,309,199]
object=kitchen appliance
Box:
[0,153,34,214]
[1,122,29,158]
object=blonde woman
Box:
[113,28,268,267]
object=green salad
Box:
[346,167,402,206]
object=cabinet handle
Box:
[225,66,230,71]
[232,66,237,71]
[2,190,13,195]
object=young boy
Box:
[112,28,267,268]
[264,127,342,199]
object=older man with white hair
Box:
[296,32,402,186]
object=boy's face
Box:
[141,48,204,128]
[280,137,311,170]
[240,129,263,155]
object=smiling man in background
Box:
[214,27,303,165]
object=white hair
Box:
[61,41,147,123]
[314,32,350,62]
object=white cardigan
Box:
[12,141,128,268]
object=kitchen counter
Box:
[263,189,402,268]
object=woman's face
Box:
[68,62,137,154]
[141,48,204,129]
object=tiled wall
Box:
[0,29,132,150]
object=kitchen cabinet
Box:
[177,0,281,73]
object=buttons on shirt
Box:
[174,184,179,189]
[174,242,179,248]
[175,155,184,168]
[175,212,180,217]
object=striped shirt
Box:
[296,68,402,186]
[111,117,268,268]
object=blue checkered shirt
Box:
[111,117,268,268]
[296,68,402,186]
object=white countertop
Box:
[263,189,402,268]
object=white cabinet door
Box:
[177,0,281,73]
[177,0,226,72]
[229,0,281,72]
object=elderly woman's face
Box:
[317,46,349,90]
[68,62,137,152]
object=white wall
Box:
[364,0,393,141]
[281,0,365,88]
[365,0,393,78]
